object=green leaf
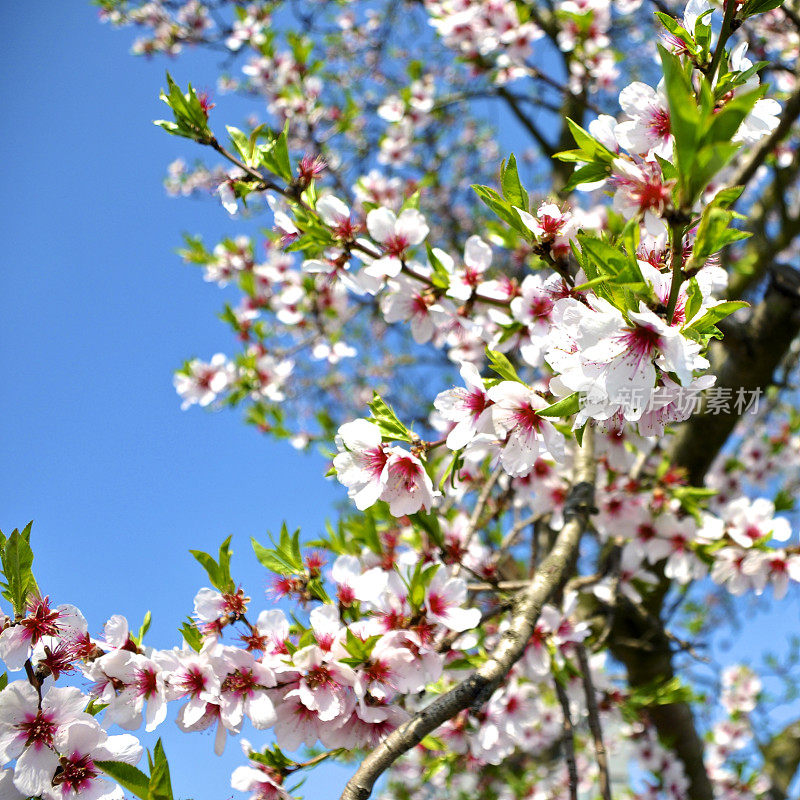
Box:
[95,761,151,800]
[560,119,616,163]
[257,124,292,182]
[692,207,751,264]
[561,161,612,193]
[538,393,580,418]
[0,523,38,617]
[686,301,748,334]
[654,12,697,53]
[179,618,203,652]
[500,154,529,210]
[658,45,701,202]
[426,245,451,290]
[740,0,786,18]
[409,511,444,549]
[148,740,174,800]
[252,538,300,576]
[155,73,212,143]
[685,141,741,204]
[189,536,234,593]
[368,394,413,442]
[704,87,764,146]
[471,185,530,235]
[486,349,524,384]
[135,611,152,647]
[684,278,703,324]
[576,233,646,311]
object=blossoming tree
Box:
[4,0,800,798]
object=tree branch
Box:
[577,643,613,800]
[670,268,800,484]
[762,718,800,800]
[554,676,579,800]
[339,428,598,800]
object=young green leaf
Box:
[486,349,524,384]
[94,762,151,800]
[368,394,413,442]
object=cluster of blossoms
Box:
[425,0,544,84]
[377,76,437,167]
[163,158,228,198]
[0,537,514,798]
[100,0,213,55]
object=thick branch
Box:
[339,429,598,800]
[609,593,713,800]
[670,270,800,484]
[762,719,800,800]
[609,272,800,800]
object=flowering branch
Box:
[339,427,597,800]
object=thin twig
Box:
[554,676,579,800]
[577,643,613,800]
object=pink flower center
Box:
[54,754,98,792]
[305,665,336,690]
[222,668,258,697]
[512,403,543,433]
[625,172,671,214]
[744,525,762,541]
[427,592,447,616]
[365,447,389,477]
[648,107,671,139]
[621,324,662,362]
[411,293,430,316]
[538,214,563,236]
[384,234,409,257]
[21,596,61,643]
[638,523,656,541]
[18,712,57,747]
[527,295,553,319]
[389,456,422,490]
[178,666,207,697]
[338,584,355,605]
[464,389,488,418]
[135,666,159,699]
[366,659,391,683]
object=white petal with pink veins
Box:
[0,628,31,671]
[245,693,276,729]
[435,605,481,633]
[93,731,143,766]
[464,236,491,271]
[316,196,349,227]
[366,208,397,242]
[13,743,59,796]
[43,686,89,723]
[193,588,225,622]
[102,615,129,648]
[395,209,428,245]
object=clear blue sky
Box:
[1,3,352,797]
[2,4,799,798]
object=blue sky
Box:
[2,3,800,798]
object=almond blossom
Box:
[433,361,494,450]
[424,570,481,633]
[362,208,430,280]
[487,381,567,475]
